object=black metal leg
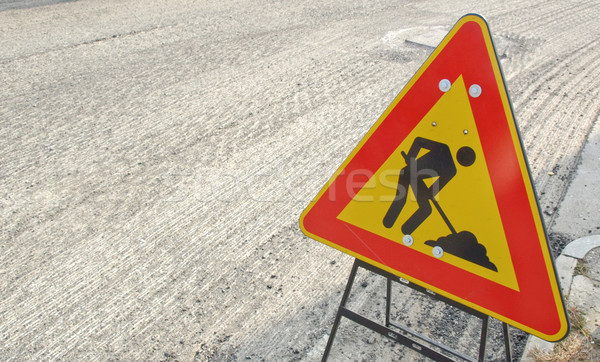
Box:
[478,315,489,362]
[321,259,360,362]
[322,258,505,362]
[502,323,512,361]
[385,277,392,327]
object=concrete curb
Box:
[520,235,600,360]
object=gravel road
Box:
[1,0,599,360]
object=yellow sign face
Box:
[337,76,518,290]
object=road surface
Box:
[1,0,599,360]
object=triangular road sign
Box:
[300,14,568,341]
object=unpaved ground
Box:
[1,0,599,360]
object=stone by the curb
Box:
[569,274,600,340]
[555,254,577,296]
[562,235,600,259]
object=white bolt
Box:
[469,84,482,98]
[432,246,444,258]
[403,234,414,246]
[463,129,469,135]
[439,79,451,92]
[432,121,437,127]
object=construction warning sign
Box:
[300,14,568,341]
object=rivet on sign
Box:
[469,84,482,98]
[463,129,469,135]
[432,246,444,258]
[439,79,451,92]
[432,122,437,127]
[403,234,414,247]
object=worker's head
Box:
[456,146,476,167]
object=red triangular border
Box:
[300,15,568,341]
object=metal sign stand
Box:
[322,259,512,361]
